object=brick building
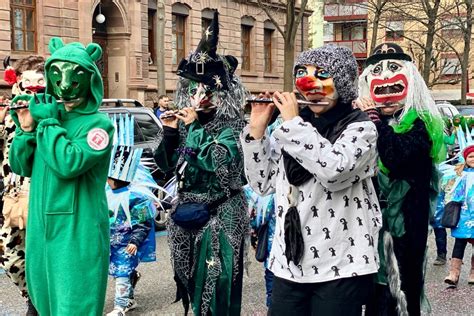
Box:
[0,0,309,107]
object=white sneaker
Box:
[106,307,126,316]
[124,299,137,312]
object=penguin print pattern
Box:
[241,116,380,283]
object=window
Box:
[441,57,461,75]
[172,4,189,65]
[172,14,186,65]
[264,28,273,73]
[148,10,156,65]
[134,112,161,142]
[441,17,463,37]
[241,25,251,71]
[385,21,404,41]
[10,0,36,52]
[341,23,366,41]
[323,23,334,41]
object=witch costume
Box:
[154,11,248,316]
[359,43,445,316]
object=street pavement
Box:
[1,230,474,315]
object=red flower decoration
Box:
[3,67,17,86]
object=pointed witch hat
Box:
[176,10,238,91]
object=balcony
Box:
[324,3,368,22]
[324,40,367,58]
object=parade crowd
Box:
[1,10,474,316]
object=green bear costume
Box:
[9,38,114,315]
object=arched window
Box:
[172,3,190,65]
[10,0,36,52]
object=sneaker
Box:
[106,307,126,316]
[434,255,447,266]
[124,299,137,312]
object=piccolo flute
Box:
[246,97,331,107]
[160,105,218,120]
[0,98,82,110]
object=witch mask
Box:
[366,59,409,106]
[188,81,218,109]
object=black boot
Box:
[26,299,39,316]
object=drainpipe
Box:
[156,0,166,95]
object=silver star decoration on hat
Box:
[196,52,209,64]
[213,75,223,89]
[205,27,213,40]
[206,257,216,268]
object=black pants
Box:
[269,274,374,316]
[433,227,447,257]
[452,238,469,259]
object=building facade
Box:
[322,0,473,100]
[0,0,309,107]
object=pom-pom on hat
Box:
[176,10,238,91]
[294,45,358,104]
[463,144,474,161]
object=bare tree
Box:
[353,0,390,54]
[256,0,309,91]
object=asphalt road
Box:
[1,230,473,315]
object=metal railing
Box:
[324,40,368,55]
[324,3,368,17]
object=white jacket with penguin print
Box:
[241,116,381,283]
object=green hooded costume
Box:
[9,37,114,315]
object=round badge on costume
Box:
[87,128,109,150]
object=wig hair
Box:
[359,60,442,120]
[174,76,248,121]
[14,55,45,76]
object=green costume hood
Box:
[45,37,103,115]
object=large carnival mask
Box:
[18,70,45,95]
[188,81,218,109]
[367,59,408,106]
[294,64,338,107]
[48,61,90,109]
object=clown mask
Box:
[49,61,91,111]
[367,59,408,109]
[17,70,45,95]
[188,81,218,110]
[294,65,338,114]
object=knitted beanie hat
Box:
[463,144,474,160]
[294,45,358,104]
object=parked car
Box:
[436,101,460,119]
[456,105,474,118]
[99,99,170,230]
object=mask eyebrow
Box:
[294,65,307,76]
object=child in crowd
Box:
[444,144,474,288]
[106,114,158,315]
